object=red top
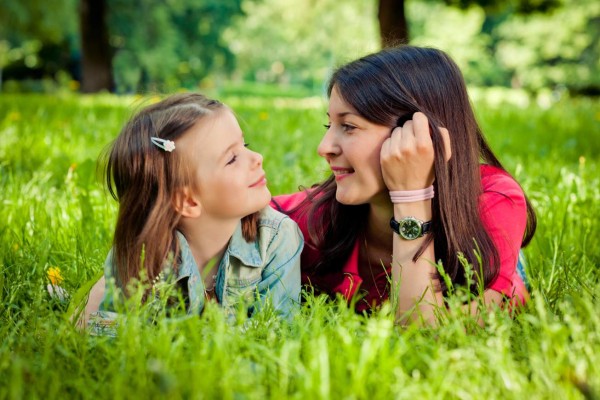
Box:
[271,164,529,312]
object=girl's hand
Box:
[380,112,451,191]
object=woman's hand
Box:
[380,112,451,191]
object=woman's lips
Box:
[331,167,354,181]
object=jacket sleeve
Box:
[255,216,304,318]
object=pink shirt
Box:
[272,164,529,312]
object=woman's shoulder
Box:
[479,164,525,201]
[270,190,313,213]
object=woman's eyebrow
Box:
[326,111,360,118]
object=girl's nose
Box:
[317,128,340,159]
[251,149,263,167]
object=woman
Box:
[273,45,536,324]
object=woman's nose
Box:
[317,128,339,159]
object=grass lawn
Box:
[1,91,599,399]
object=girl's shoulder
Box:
[256,206,303,250]
[226,207,303,268]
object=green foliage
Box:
[108,0,245,92]
[223,0,378,88]
[408,0,600,93]
[0,0,77,44]
[2,0,599,95]
[1,92,600,398]
[495,0,600,94]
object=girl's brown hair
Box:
[103,93,258,292]
[297,46,536,294]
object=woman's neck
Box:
[366,192,394,250]
[178,216,239,272]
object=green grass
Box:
[1,91,599,399]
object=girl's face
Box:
[318,85,392,206]
[179,108,270,220]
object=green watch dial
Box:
[399,218,422,240]
[390,216,431,240]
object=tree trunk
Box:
[79,0,114,92]
[378,0,409,48]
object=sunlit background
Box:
[1,0,598,101]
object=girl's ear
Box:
[173,187,202,218]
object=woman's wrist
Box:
[393,199,433,221]
[389,185,434,203]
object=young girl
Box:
[87,93,302,334]
[272,46,536,325]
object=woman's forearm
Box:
[391,200,442,325]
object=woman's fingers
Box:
[439,127,452,162]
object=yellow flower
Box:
[7,111,21,122]
[47,267,63,285]
[259,111,269,121]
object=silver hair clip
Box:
[150,137,176,152]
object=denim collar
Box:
[174,222,263,281]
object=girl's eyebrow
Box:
[218,137,244,161]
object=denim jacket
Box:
[89,206,303,335]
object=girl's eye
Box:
[226,155,237,165]
[323,123,331,130]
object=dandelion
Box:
[47,267,63,285]
[7,111,21,122]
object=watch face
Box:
[399,218,422,240]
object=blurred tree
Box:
[224,0,378,89]
[79,0,113,92]
[377,0,560,46]
[108,0,244,92]
[495,0,600,94]
[0,0,77,90]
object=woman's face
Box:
[178,108,271,220]
[318,86,392,206]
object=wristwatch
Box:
[390,216,432,240]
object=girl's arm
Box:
[81,276,106,326]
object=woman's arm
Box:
[380,112,451,325]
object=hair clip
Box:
[150,137,176,152]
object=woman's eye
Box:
[341,124,356,132]
[323,123,331,130]
[226,155,237,165]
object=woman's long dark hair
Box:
[102,93,258,294]
[301,46,536,294]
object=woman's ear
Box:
[173,187,202,218]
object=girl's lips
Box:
[249,175,267,188]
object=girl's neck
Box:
[179,216,239,273]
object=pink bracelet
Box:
[389,185,434,203]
